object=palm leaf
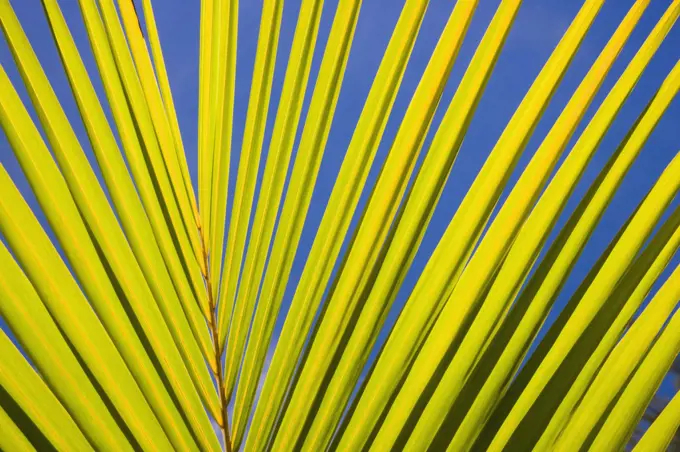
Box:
[634,388,680,451]
[0,0,678,451]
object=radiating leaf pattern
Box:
[0,0,678,451]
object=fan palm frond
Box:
[0,0,679,451]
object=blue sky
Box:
[1,0,679,420]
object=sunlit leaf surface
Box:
[0,0,679,450]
